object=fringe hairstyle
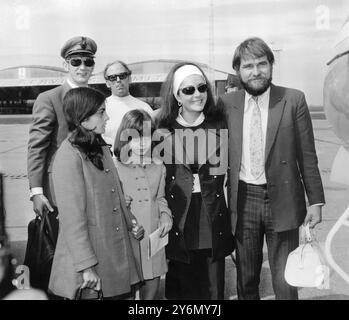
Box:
[113,109,155,161]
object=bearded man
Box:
[217,37,325,300]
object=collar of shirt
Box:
[176,107,205,127]
[244,87,270,113]
[109,94,132,101]
[66,78,79,88]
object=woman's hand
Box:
[159,212,173,238]
[125,195,133,209]
[131,219,145,240]
[81,267,101,291]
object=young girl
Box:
[114,109,172,300]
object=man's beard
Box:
[239,74,272,96]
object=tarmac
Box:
[0,117,349,300]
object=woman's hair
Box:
[156,61,226,129]
[63,87,107,170]
[113,109,155,161]
[232,37,275,71]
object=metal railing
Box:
[325,206,349,284]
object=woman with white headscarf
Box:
[156,62,235,300]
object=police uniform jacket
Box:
[27,81,71,205]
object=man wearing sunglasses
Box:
[103,60,153,149]
[27,36,97,222]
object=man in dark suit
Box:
[27,36,97,217]
[217,37,325,300]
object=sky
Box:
[0,0,348,105]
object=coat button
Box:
[139,200,142,202]
[170,194,174,198]
[137,188,141,191]
[144,199,149,202]
[105,168,110,173]
[113,207,117,212]
[143,188,147,190]
[216,194,220,198]
[111,189,115,193]
[219,213,223,217]
[219,232,223,236]
[116,227,120,232]
[175,232,179,236]
[214,175,217,179]
[172,176,175,180]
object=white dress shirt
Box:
[103,94,153,150]
[240,88,270,185]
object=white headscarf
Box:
[172,64,205,99]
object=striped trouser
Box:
[235,180,299,300]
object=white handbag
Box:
[284,224,328,288]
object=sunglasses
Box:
[180,83,208,95]
[106,72,130,82]
[68,57,95,67]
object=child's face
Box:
[129,136,152,157]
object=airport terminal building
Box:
[0,59,235,115]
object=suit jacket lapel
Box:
[265,85,286,161]
[229,91,245,164]
[62,80,72,97]
[174,129,192,172]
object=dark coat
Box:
[161,122,235,263]
[218,84,325,233]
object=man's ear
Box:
[106,81,111,89]
[63,60,69,72]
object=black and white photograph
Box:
[0,0,349,308]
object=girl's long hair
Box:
[156,61,227,129]
[63,87,108,170]
[114,109,155,162]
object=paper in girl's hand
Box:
[148,227,168,259]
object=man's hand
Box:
[303,205,322,229]
[81,267,101,291]
[32,194,54,217]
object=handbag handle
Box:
[35,211,57,265]
[74,287,103,300]
[42,211,57,245]
[303,223,313,243]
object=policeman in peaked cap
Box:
[61,36,97,87]
[27,35,99,226]
[60,36,97,59]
